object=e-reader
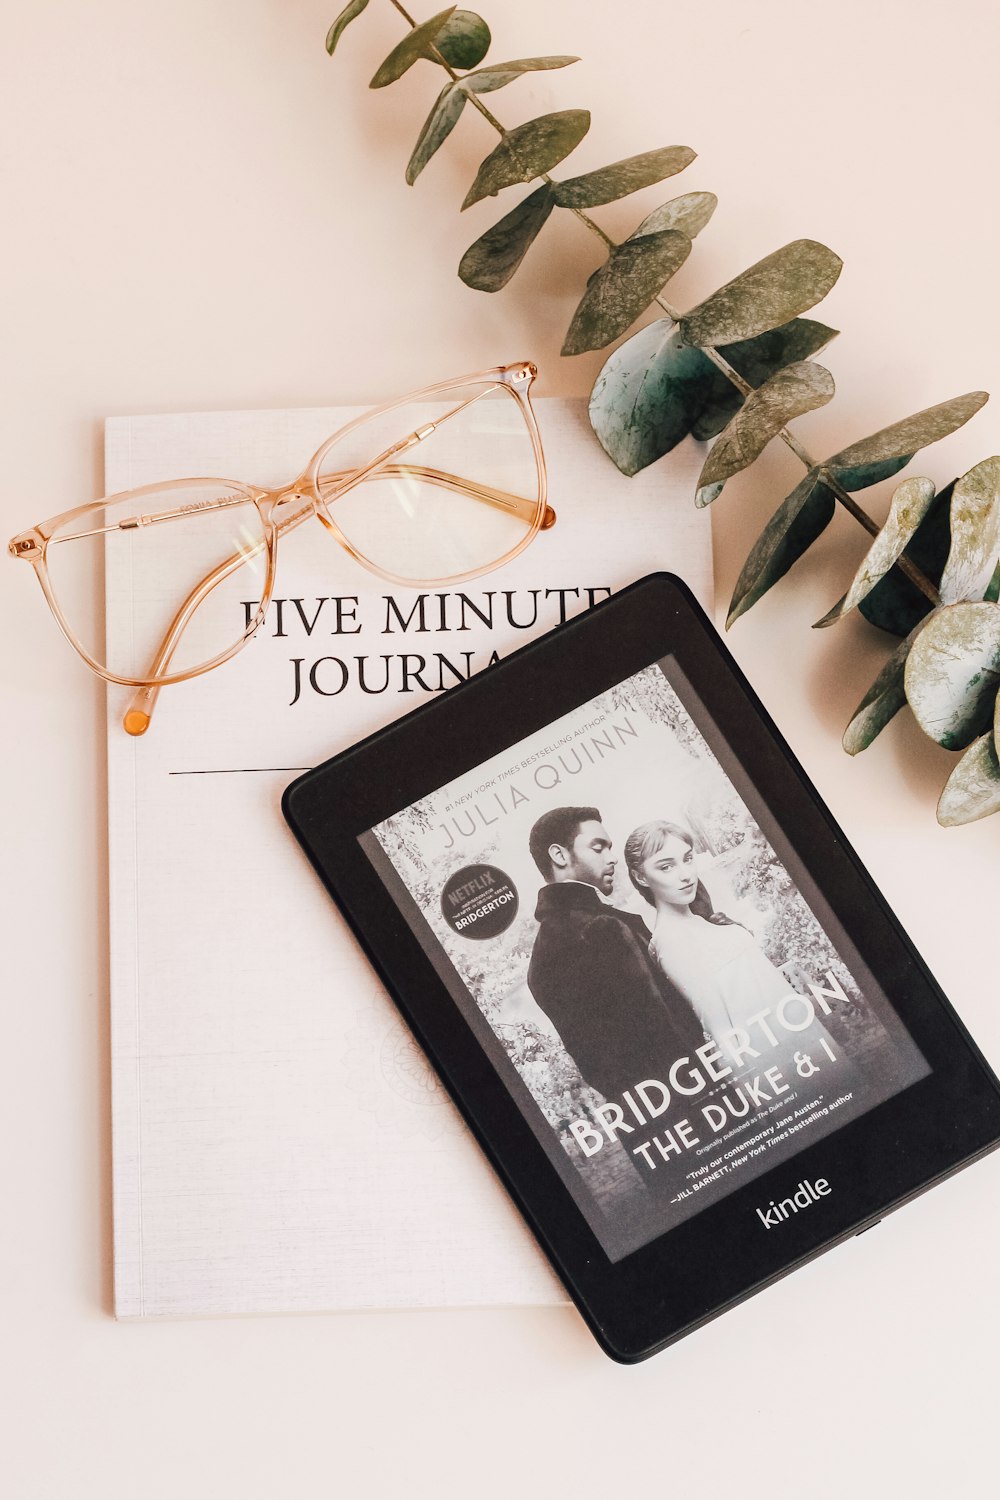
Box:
[282,572,1000,1362]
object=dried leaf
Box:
[553,147,695,209]
[816,477,937,627]
[727,471,837,627]
[680,240,843,348]
[939,456,1000,604]
[843,629,921,755]
[826,392,989,491]
[937,729,1000,826]
[695,362,835,507]
[463,56,579,93]
[589,320,714,476]
[407,82,468,184]
[630,192,718,242]
[370,7,456,88]
[858,482,953,637]
[463,110,591,209]
[691,319,839,441]
[904,601,1000,749]
[458,185,555,290]
[326,0,370,55]
[435,10,490,69]
[562,231,691,357]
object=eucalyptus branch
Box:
[327,0,1000,825]
[383,0,936,601]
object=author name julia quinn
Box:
[437,715,639,851]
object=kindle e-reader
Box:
[282,572,1000,1362]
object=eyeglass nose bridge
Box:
[257,480,320,530]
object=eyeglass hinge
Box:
[503,362,537,386]
[9,531,43,561]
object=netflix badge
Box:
[440,865,519,940]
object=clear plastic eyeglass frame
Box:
[9,362,554,736]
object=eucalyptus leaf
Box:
[727,471,837,627]
[936,730,1000,826]
[562,231,692,357]
[843,629,920,755]
[326,0,369,55]
[458,185,555,290]
[587,318,836,477]
[695,362,835,507]
[826,392,989,490]
[463,110,591,209]
[463,56,579,93]
[691,319,839,442]
[904,601,1000,749]
[435,10,490,69]
[680,240,843,348]
[553,147,695,210]
[370,7,456,88]
[939,456,1000,604]
[858,482,953,636]
[589,320,715,476]
[407,82,468,184]
[815,476,937,627]
[630,192,718,242]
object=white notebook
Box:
[105,396,712,1318]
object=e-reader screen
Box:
[359,654,930,1263]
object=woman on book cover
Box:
[623,819,840,1081]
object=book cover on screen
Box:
[362,657,930,1261]
[105,397,713,1316]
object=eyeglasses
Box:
[9,362,553,736]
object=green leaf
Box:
[858,482,953,636]
[458,185,555,291]
[406,82,468,184]
[826,392,989,491]
[904,601,1000,749]
[843,629,921,755]
[589,320,715,476]
[630,192,718,242]
[326,0,369,55]
[695,362,835,507]
[937,729,1000,826]
[463,56,579,93]
[986,561,1000,604]
[587,318,836,478]
[370,7,456,88]
[727,471,837,627]
[815,476,937,627]
[680,240,843,348]
[939,456,1000,604]
[552,147,695,210]
[691,319,839,442]
[562,232,691,357]
[435,10,490,69]
[462,110,591,209]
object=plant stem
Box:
[383,0,940,606]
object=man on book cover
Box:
[525,805,707,1112]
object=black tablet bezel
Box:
[282,572,1000,1362]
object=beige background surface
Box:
[2,1,998,1495]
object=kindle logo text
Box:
[755,1178,831,1228]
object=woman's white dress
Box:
[648,915,845,1090]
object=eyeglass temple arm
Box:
[121,466,554,735]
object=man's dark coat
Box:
[526,881,707,1106]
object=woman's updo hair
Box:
[623,820,695,907]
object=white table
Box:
[4,2,998,1495]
